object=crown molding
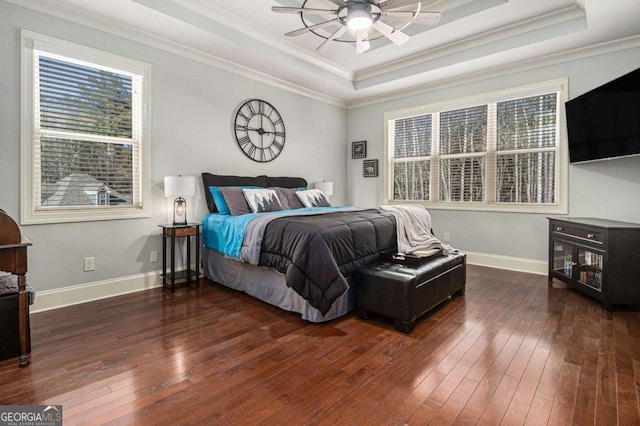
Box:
[354,5,586,88]
[7,0,637,111]
[131,0,354,81]
[347,34,640,109]
[4,0,348,108]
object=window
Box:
[385,80,568,213]
[21,31,151,224]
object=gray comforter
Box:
[240,208,396,315]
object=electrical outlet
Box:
[84,257,95,272]
[150,250,158,263]
[443,232,451,242]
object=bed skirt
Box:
[201,246,354,322]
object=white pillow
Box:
[295,189,331,208]
[242,188,285,213]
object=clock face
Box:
[234,99,286,163]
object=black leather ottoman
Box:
[354,253,466,333]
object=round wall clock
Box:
[234,99,286,163]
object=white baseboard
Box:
[30,271,163,313]
[464,251,548,275]
[28,253,546,313]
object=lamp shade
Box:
[314,181,334,196]
[164,176,195,198]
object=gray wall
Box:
[2,1,639,295]
[0,2,347,292]
[348,46,640,262]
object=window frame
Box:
[20,30,151,224]
[383,79,569,214]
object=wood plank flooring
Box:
[1,265,639,425]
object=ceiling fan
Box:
[272,0,441,54]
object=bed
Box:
[200,173,397,322]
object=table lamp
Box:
[314,181,334,200]
[164,175,195,225]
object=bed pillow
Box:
[208,187,231,215]
[209,186,260,215]
[242,188,286,213]
[270,187,304,210]
[219,187,253,215]
[202,173,269,212]
[296,189,331,208]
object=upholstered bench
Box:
[353,252,466,333]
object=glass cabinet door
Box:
[576,248,603,291]
[552,241,574,278]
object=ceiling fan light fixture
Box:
[347,4,373,31]
[275,0,438,54]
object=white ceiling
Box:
[8,0,640,107]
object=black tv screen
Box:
[565,67,640,163]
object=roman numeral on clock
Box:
[235,99,285,163]
[237,136,251,148]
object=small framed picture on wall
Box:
[352,140,366,159]
[363,159,379,177]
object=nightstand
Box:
[159,223,201,292]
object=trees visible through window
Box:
[386,82,566,213]
[21,31,150,224]
[495,94,557,204]
[37,55,139,208]
[392,115,431,200]
[439,105,487,202]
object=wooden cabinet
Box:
[0,210,31,367]
[548,217,640,310]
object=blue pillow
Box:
[209,186,260,214]
[209,187,229,214]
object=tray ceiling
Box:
[7,0,640,107]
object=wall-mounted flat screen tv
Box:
[565,67,640,163]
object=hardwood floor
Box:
[1,265,639,425]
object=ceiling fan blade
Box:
[378,0,422,11]
[285,18,339,37]
[356,29,370,54]
[373,20,410,45]
[317,25,348,51]
[272,6,336,14]
[321,0,345,6]
[381,11,442,25]
[411,12,442,25]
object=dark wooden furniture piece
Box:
[0,209,32,367]
[159,223,201,292]
[548,217,640,310]
[354,253,466,333]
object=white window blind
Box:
[21,31,150,224]
[494,94,557,204]
[35,53,142,209]
[392,115,431,200]
[439,105,487,202]
[385,81,567,213]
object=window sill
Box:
[20,206,151,225]
[383,200,568,215]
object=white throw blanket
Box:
[379,204,443,255]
